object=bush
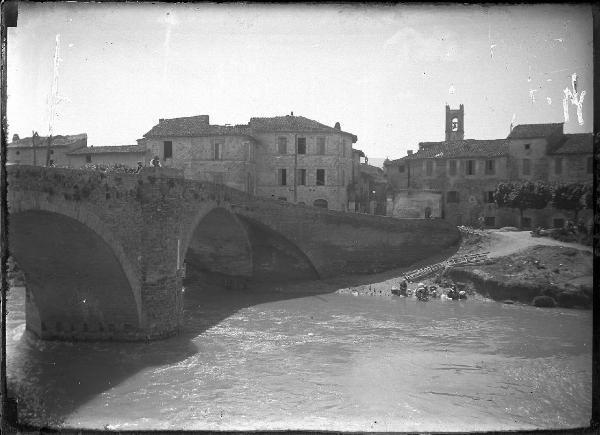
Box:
[532,295,557,308]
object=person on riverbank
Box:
[151,156,161,167]
[135,161,144,173]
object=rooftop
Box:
[360,163,386,183]
[144,115,252,138]
[549,133,593,154]
[507,123,564,139]
[389,139,509,164]
[249,115,357,142]
[67,144,146,155]
[8,133,87,148]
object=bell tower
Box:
[445,104,464,141]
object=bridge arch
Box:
[9,194,142,339]
[181,205,254,288]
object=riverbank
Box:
[332,228,593,309]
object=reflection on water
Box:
[6,283,592,431]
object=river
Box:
[6,282,592,432]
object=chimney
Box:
[334,122,341,130]
[407,150,413,155]
[290,111,294,116]
[12,134,19,142]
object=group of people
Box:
[133,156,162,173]
[391,280,467,301]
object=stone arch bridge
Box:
[6,165,460,341]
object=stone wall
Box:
[69,151,147,169]
[146,136,257,192]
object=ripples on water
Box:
[6,284,592,431]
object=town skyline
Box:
[7,3,593,162]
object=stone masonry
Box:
[8,165,460,341]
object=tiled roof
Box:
[390,139,509,163]
[549,133,593,154]
[360,163,386,183]
[144,115,253,137]
[8,133,87,148]
[249,115,357,142]
[508,123,563,139]
[67,145,146,155]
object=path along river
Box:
[6,282,591,432]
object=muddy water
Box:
[6,283,591,431]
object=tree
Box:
[494,181,552,227]
[551,182,589,222]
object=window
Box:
[316,169,325,186]
[553,218,565,228]
[554,157,562,175]
[278,137,287,154]
[297,169,306,186]
[50,150,54,155]
[313,199,328,209]
[451,117,459,131]
[86,155,92,163]
[341,169,345,185]
[447,191,459,203]
[213,142,222,160]
[426,160,433,176]
[278,196,287,201]
[521,216,532,228]
[587,156,593,174]
[485,159,495,175]
[163,141,173,160]
[297,137,306,154]
[15,151,20,155]
[524,143,531,150]
[342,140,347,157]
[484,217,496,227]
[398,165,405,173]
[449,160,457,176]
[246,142,254,161]
[317,137,326,155]
[466,160,476,175]
[246,173,253,193]
[485,191,495,203]
[278,168,287,186]
[522,158,531,175]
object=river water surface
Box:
[6,283,592,431]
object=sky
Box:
[6,3,594,161]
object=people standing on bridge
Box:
[151,155,161,168]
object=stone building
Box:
[67,144,149,168]
[143,114,358,211]
[384,105,593,228]
[7,133,87,166]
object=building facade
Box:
[384,105,593,228]
[7,133,87,166]
[143,114,358,211]
[67,144,148,168]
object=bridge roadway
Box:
[7,165,460,341]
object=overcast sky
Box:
[7,3,593,161]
